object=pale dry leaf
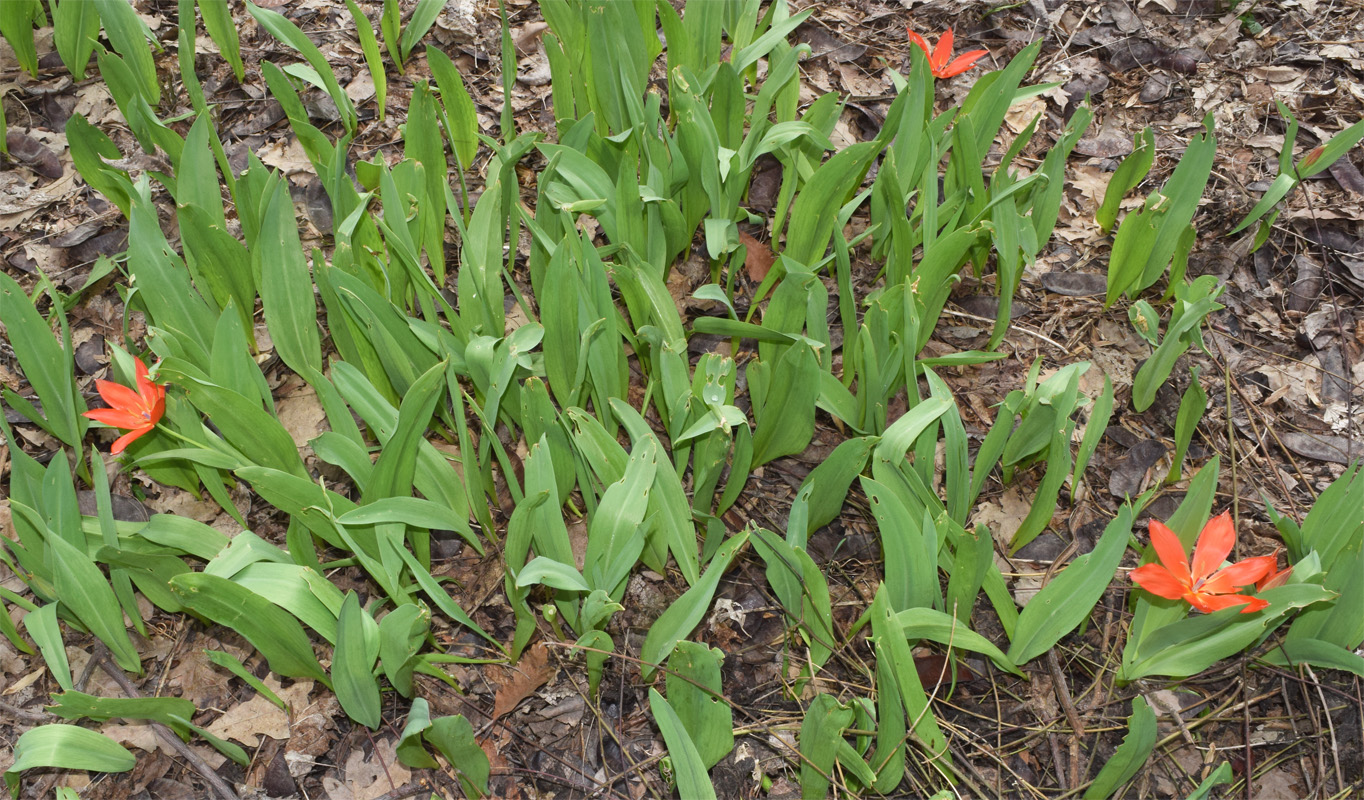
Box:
[345,72,375,106]
[1253,768,1304,799]
[1004,96,1046,134]
[102,723,182,760]
[204,676,313,747]
[829,116,858,151]
[492,641,554,719]
[143,484,223,524]
[165,648,234,709]
[321,738,411,800]
[1069,164,1111,212]
[1250,65,1302,84]
[257,138,312,175]
[2,667,44,696]
[275,382,328,450]
[970,486,1032,549]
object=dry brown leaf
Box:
[740,231,775,282]
[275,381,328,450]
[970,486,1032,549]
[492,641,554,719]
[204,677,313,747]
[321,738,411,800]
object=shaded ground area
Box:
[1,0,1362,798]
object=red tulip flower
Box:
[907,28,989,79]
[83,357,165,454]
[1130,512,1277,614]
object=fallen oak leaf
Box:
[491,642,554,720]
[739,231,775,282]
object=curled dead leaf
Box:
[740,231,775,282]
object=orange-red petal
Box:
[907,30,932,59]
[84,407,147,429]
[1199,554,1277,595]
[1191,512,1236,582]
[1147,519,1192,587]
[94,379,145,412]
[933,28,954,72]
[111,426,152,455]
[1187,591,1253,614]
[1258,564,1292,591]
[940,49,988,77]
[1131,563,1188,600]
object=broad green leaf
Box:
[245,0,357,133]
[648,689,717,800]
[862,477,937,613]
[869,585,949,770]
[46,691,196,736]
[5,725,135,798]
[1264,638,1364,678]
[333,592,381,728]
[169,573,330,684]
[378,603,429,697]
[611,399,699,584]
[797,437,876,536]
[427,48,479,168]
[0,272,83,446]
[48,535,141,673]
[135,514,232,560]
[257,179,322,375]
[783,141,880,266]
[798,694,851,800]
[750,343,820,466]
[198,0,244,80]
[1123,584,1336,681]
[230,563,341,644]
[399,0,446,62]
[1008,506,1133,664]
[639,531,749,680]
[344,0,385,116]
[750,528,835,673]
[172,373,307,477]
[516,557,590,592]
[425,713,490,798]
[396,699,490,797]
[0,1,44,76]
[94,0,160,104]
[66,114,134,215]
[1083,697,1156,799]
[337,497,466,533]
[581,433,655,595]
[665,642,733,770]
[894,607,1023,677]
[23,604,71,691]
[53,0,99,79]
[1097,127,1154,233]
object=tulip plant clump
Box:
[1,2,1362,798]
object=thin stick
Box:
[95,650,241,800]
[0,696,48,723]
